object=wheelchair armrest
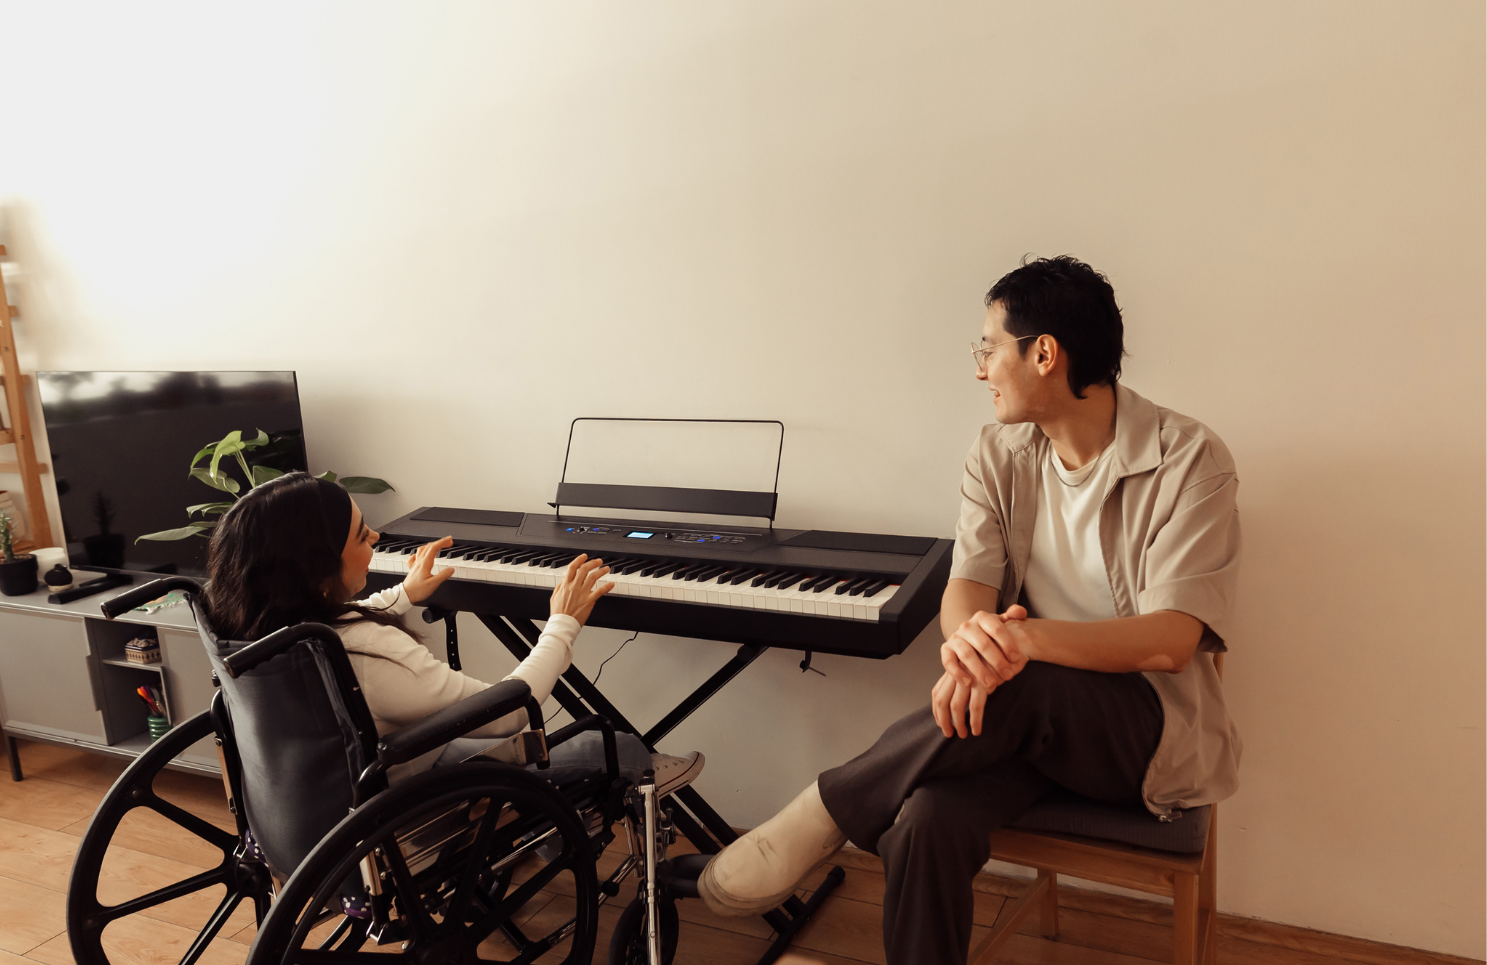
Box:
[376,679,545,768]
[99,577,202,619]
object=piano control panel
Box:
[559,523,751,546]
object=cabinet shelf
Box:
[99,656,164,670]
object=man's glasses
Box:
[971,335,1037,370]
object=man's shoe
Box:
[697,781,847,918]
[651,751,705,798]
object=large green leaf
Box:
[190,468,241,495]
[251,465,285,486]
[189,441,218,470]
[338,476,394,494]
[208,431,246,484]
[136,521,215,542]
[241,429,269,449]
[186,501,234,516]
[314,470,338,483]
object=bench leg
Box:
[6,735,21,782]
[1173,871,1199,965]
[970,871,1052,964]
[1038,871,1059,938]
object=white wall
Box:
[1,2,1482,957]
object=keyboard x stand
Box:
[470,609,846,965]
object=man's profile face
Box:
[978,301,1038,424]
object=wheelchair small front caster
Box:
[607,896,679,965]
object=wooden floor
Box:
[0,737,1474,965]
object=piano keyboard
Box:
[371,538,901,622]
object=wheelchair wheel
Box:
[248,760,598,964]
[66,710,273,965]
[607,895,679,965]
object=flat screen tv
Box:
[36,371,307,577]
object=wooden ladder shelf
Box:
[0,244,54,553]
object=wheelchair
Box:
[65,577,699,965]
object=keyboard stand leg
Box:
[475,612,843,964]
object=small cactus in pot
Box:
[0,513,38,596]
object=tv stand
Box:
[0,574,217,781]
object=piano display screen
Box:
[36,371,307,577]
[626,531,655,539]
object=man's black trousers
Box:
[817,661,1164,965]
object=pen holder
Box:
[146,715,170,743]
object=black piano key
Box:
[672,562,701,578]
[725,570,758,586]
[796,575,826,592]
[848,577,874,596]
[652,561,687,578]
[774,573,807,590]
[506,550,542,565]
[693,565,728,582]
[806,575,841,593]
[838,577,871,596]
[751,571,780,588]
[861,579,891,598]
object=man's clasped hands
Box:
[934,605,1033,739]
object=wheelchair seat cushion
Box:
[1008,788,1211,853]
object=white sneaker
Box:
[651,751,705,797]
[698,780,847,918]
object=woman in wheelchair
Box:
[203,471,702,792]
[67,472,704,965]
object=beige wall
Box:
[2,2,1482,956]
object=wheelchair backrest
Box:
[190,599,380,880]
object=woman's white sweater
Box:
[336,584,580,742]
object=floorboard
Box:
[1,737,1477,965]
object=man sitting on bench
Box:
[694,255,1243,965]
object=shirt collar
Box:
[1111,382,1162,478]
[990,382,1162,478]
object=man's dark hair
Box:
[985,254,1125,399]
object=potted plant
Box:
[0,513,38,596]
[82,492,126,568]
[137,429,392,543]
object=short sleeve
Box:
[1136,471,1241,651]
[949,434,1009,589]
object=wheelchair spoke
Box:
[470,846,574,942]
[143,793,239,853]
[380,835,437,940]
[96,867,230,922]
[445,796,502,927]
[176,887,251,965]
[315,916,354,950]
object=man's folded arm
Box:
[940,578,1000,640]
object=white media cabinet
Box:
[0,577,219,780]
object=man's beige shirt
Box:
[951,383,1242,818]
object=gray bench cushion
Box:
[1008,790,1210,853]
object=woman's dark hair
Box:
[985,254,1126,399]
[203,471,403,641]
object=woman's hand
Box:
[402,535,456,605]
[550,554,614,625]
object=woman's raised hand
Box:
[550,554,614,626]
[402,535,457,604]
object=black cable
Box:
[593,630,640,685]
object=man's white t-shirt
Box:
[1022,441,1119,623]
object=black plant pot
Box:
[83,533,126,569]
[0,554,38,596]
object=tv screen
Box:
[36,371,307,577]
